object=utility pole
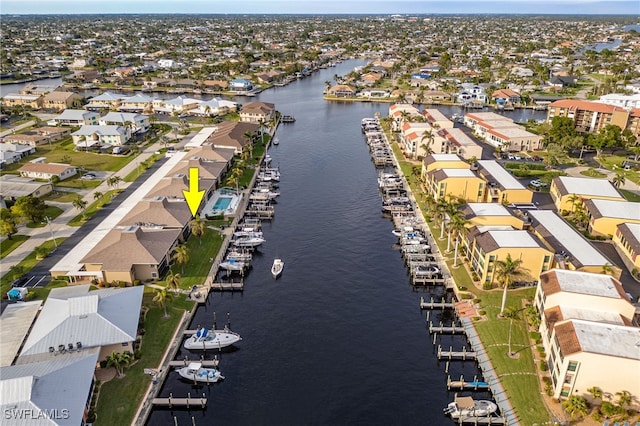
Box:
[44,216,57,249]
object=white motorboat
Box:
[232,236,266,248]
[443,396,498,419]
[272,137,279,145]
[271,258,284,278]
[176,362,224,383]
[226,250,252,262]
[233,228,264,238]
[219,258,246,271]
[183,327,242,350]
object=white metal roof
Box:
[467,203,511,216]
[556,305,626,325]
[489,230,541,247]
[571,319,640,360]
[55,109,98,120]
[0,301,42,367]
[1,349,99,426]
[19,285,143,357]
[550,269,622,298]
[430,153,462,162]
[588,199,640,221]
[184,127,217,149]
[477,160,525,189]
[443,168,475,177]
[529,210,610,266]
[556,176,622,198]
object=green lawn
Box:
[26,205,64,228]
[0,235,29,259]
[67,191,121,227]
[42,191,82,203]
[95,290,195,426]
[596,154,640,185]
[620,189,640,202]
[163,223,225,290]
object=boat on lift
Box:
[176,362,224,383]
[183,327,242,350]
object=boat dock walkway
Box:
[451,414,506,424]
[168,358,219,367]
[461,317,520,426]
[437,345,476,360]
[429,321,466,334]
[152,393,207,408]
[209,281,244,291]
[447,375,490,391]
[420,296,455,310]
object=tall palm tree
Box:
[172,245,190,274]
[106,351,133,378]
[72,196,88,219]
[165,270,182,293]
[420,129,435,157]
[587,386,603,402]
[190,216,206,245]
[153,287,173,318]
[567,194,582,214]
[93,191,103,202]
[495,254,525,316]
[450,214,470,267]
[615,390,632,409]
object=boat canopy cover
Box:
[455,396,475,409]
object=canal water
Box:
[145,61,546,426]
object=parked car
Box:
[81,173,96,180]
[11,276,28,287]
[531,155,542,162]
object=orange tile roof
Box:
[548,99,626,114]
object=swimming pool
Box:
[212,196,232,211]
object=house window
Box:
[560,388,570,397]
[151,272,157,278]
[567,361,578,372]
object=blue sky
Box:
[1,0,639,15]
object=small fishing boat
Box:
[219,258,246,272]
[444,396,498,419]
[271,258,284,279]
[183,327,242,350]
[272,137,280,145]
[176,362,224,383]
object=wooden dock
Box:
[451,415,506,424]
[447,375,490,391]
[209,282,244,291]
[428,321,466,335]
[412,276,445,285]
[168,358,219,367]
[437,345,476,360]
[420,296,455,310]
[152,393,206,408]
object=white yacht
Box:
[183,327,242,350]
[444,396,498,419]
[271,258,284,279]
[219,258,246,272]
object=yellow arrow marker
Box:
[182,167,205,216]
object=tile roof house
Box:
[207,121,260,154]
[80,226,181,283]
[239,101,275,124]
[117,196,192,240]
[41,91,83,111]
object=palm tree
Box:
[611,172,625,188]
[165,270,182,293]
[153,287,173,318]
[72,196,88,219]
[190,216,206,245]
[106,351,133,378]
[587,386,603,402]
[601,263,614,275]
[172,245,190,274]
[450,214,470,267]
[495,254,525,316]
[93,191,103,202]
[567,194,582,214]
[562,395,589,419]
[420,129,435,157]
[615,390,632,409]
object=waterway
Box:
[145,61,546,426]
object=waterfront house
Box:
[118,93,154,113]
[145,173,216,201]
[18,160,77,181]
[239,101,276,124]
[422,109,454,130]
[491,88,521,105]
[327,84,356,97]
[202,79,229,92]
[613,223,640,272]
[598,93,640,110]
[1,93,43,110]
[582,199,640,238]
[476,160,533,204]
[84,91,126,110]
[441,128,483,160]
[18,285,143,362]
[1,350,99,426]
[80,225,181,283]
[466,227,554,285]
[549,176,625,213]
[230,78,253,92]
[49,109,99,126]
[152,96,199,115]
[460,203,525,230]
[534,269,639,401]
[388,103,421,131]
[0,175,52,200]
[71,125,130,148]
[117,196,192,241]
[99,111,150,133]
[528,210,622,278]
[455,84,487,105]
[425,168,485,203]
[41,91,83,111]
[165,157,226,195]
[192,98,238,117]
[207,121,260,154]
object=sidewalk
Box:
[0,140,165,278]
